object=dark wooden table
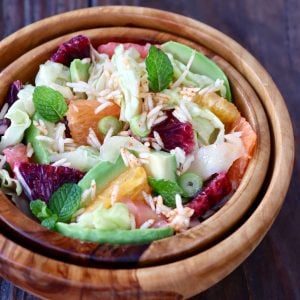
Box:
[0,0,299,299]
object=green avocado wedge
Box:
[78,155,127,194]
[25,112,54,164]
[56,222,174,244]
[161,41,232,101]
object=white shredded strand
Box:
[26,143,34,158]
[35,136,55,143]
[51,158,71,167]
[147,105,163,119]
[198,79,225,96]
[87,128,101,150]
[155,195,171,215]
[175,194,184,212]
[172,108,188,123]
[153,131,164,148]
[139,152,150,159]
[153,115,168,125]
[118,130,130,136]
[171,50,195,88]
[120,147,129,167]
[33,119,48,135]
[140,219,155,229]
[94,101,113,114]
[181,154,195,174]
[103,127,114,143]
[151,142,162,151]
[110,184,119,205]
[0,155,7,169]
[170,147,186,168]
[0,103,8,119]
[142,191,155,211]
[54,122,66,153]
[63,138,75,144]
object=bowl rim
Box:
[0,6,294,299]
[0,27,270,267]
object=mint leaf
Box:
[41,215,58,230]
[145,46,173,92]
[33,86,68,122]
[49,183,81,223]
[148,177,184,208]
[30,200,53,221]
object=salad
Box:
[0,35,256,245]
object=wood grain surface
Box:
[0,1,299,300]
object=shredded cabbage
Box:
[100,136,149,163]
[0,108,31,151]
[50,146,100,172]
[35,61,73,99]
[112,45,142,121]
[76,203,131,230]
[189,132,245,180]
[7,84,36,117]
[0,169,22,195]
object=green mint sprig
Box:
[30,183,82,229]
[145,45,173,92]
[49,183,81,223]
[33,86,68,122]
[148,177,186,208]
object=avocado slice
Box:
[25,112,54,164]
[144,150,177,182]
[70,59,91,82]
[161,41,232,101]
[78,155,127,194]
[56,222,174,244]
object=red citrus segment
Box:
[66,100,120,145]
[227,117,257,188]
[122,198,167,228]
[50,35,91,66]
[186,172,232,218]
[152,112,195,154]
[97,42,150,58]
[3,143,29,170]
[14,162,84,202]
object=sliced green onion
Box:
[178,172,203,197]
[98,116,121,135]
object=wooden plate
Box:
[0,6,294,299]
[0,28,270,267]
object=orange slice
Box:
[193,92,240,128]
[66,100,120,145]
[85,166,151,211]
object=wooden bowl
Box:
[0,6,294,299]
[0,27,270,267]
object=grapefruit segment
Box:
[66,100,120,145]
[3,143,29,170]
[227,117,257,188]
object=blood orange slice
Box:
[66,100,120,145]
